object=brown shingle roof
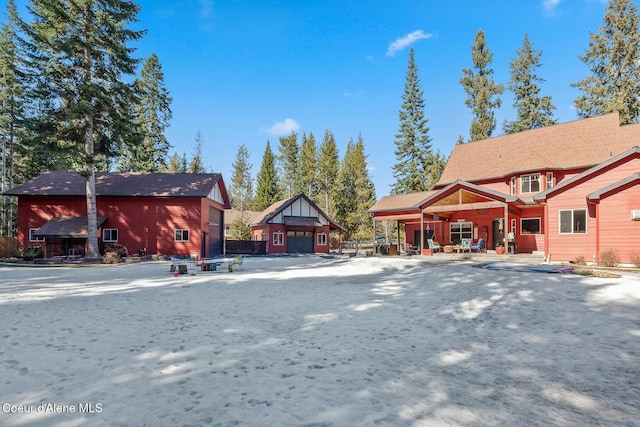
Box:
[252,194,346,232]
[369,191,437,213]
[34,216,108,238]
[436,113,640,186]
[6,171,228,203]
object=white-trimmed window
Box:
[273,232,284,246]
[450,222,472,243]
[520,174,541,193]
[317,233,327,246]
[511,219,517,233]
[510,177,516,195]
[559,209,587,234]
[521,218,541,234]
[103,228,118,242]
[29,228,45,242]
[546,172,553,189]
[175,229,190,241]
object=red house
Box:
[6,171,231,259]
[370,113,640,265]
[250,194,345,254]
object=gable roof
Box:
[587,173,640,201]
[252,194,346,232]
[534,146,640,202]
[436,113,640,186]
[6,171,231,207]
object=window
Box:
[29,228,45,242]
[450,222,472,244]
[317,233,327,246]
[273,232,284,245]
[175,229,190,241]
[103,229,118,242]
[511,219,516,233]
[520,174,541,193]
[546,172,553,189]
[559,209,587,234]
[521,218,541,234]
[510,177,516,195]
[261,233,267,241]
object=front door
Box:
[492,218,505,249]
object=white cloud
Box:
[262,118,300,136]
[386,30,434,57]
[542,0,562,12]
[343,91,363,97]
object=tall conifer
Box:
[317,130,339,217]
[24,0,145,257]
[391,48,434,194]
[277,132,298,198]
[460,29,504,141]
[505,34,557,133]
[572,0,640,124]
[254,141,280,211]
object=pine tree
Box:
[0,0,26,236]
[335,135,376,240]
[460,29,504,141]
[572,0,640,124]
[254,141,280,211]
[165,152,187,173]
[317,130,339,217]
[391,48,435,194]
[277,132,298,197]
[229,144,253,212]
[298,132,318,200]
[24,0,144,257]
[131,53,173,171]
[505,34,557,134]
[188,130,207,173]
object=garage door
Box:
[287,231,314,253]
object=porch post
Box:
[503,203,509,254]
[420,211,424,252]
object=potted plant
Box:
[495,244,505,255]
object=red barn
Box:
[6,171,231,259]
[370,112,640,265]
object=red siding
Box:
[16,194,226,257]
[597,183,640,263]
[546,157,640,263]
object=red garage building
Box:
[6,171,231,259]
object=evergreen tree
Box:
[298,131,318,200]
[391,48,435,194]
[24,0,144,257]
[335,135,376,240]
[317,129,339,217]
[188,130,207,173]
[460,29,504,141]
[0,0,26,236]
[572,0,640,124]
[254,141,280,211]
[505,34,557,134]
[131,53,173,171]
[165,151,187,173]
[229,144,253,212]
[277,132,298,197]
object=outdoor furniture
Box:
[427,239,441,253]
[471,238,486,253]
[460,238,472,253]
[230,255,245,271]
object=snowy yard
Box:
[0,256,639,427]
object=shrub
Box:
[20,246,42,261]
[630,251,640,268]
[599,248,620,267]
[104,243,129,257]
[103,252,121,264]
[574,255,586,265]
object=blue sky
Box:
[14,0,613,195]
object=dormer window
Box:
[510,177,516,195]
[546,172,553,189]
[520,174,540,194]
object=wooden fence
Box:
[226,240,267,255]
[0,237,19,258]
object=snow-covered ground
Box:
[0,256,639,427]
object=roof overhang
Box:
[33,216,108,238]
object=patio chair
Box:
[231,255,245,271]
[460,238,472,253]
[471,238,485,253]
[427,239,441,253]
